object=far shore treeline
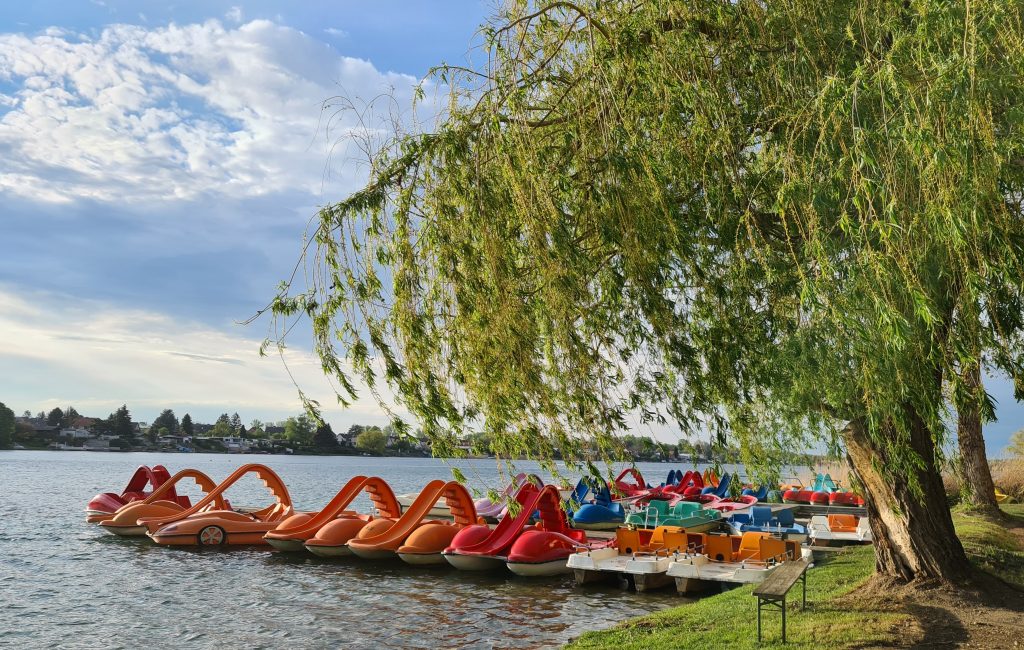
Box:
[0,400,756,462]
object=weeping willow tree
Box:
[268,0,1024,582]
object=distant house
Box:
[28,423,61,439]
[336,431,358,447]
[195,435,252,452]
[59,427,92,439]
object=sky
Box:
[0,2,1018,457]
[0,1,491,431]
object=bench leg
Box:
[757,597,762,642]
[802,570,807,609]
[782,596,787,644]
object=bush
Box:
[992,459,1024,501]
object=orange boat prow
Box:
[265,476,401,552]
[143,464,294,546]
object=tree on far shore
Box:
[355,428,386,455]
[151,409,179,435]
[46,407,63,427]
[181,413,194,437]
[313,423,338,450]
[0,402,14,449]
[109,405,134,443]
[284,414,314,446]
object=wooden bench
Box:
[752,557,811,643]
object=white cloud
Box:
[324,28,348,38]
[0,19,428,205]
[0,287,399,428]
[226,6,243,24]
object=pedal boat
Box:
[570,483,625,531]
[85,465,178,518]
[567,525,699,591]
[807,514,872,545]
[265,476,400,552]
[99,469,223,536]
[142,464,295,546]
[444,483,581,573]
[666,531,810,593]
[625,500,721,533]
[725,506,807,542]
[345,480,479,563]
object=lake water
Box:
[0,451,711,649]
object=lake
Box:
[0,451,713,649]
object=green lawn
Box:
[567,505,1024,650]
[952,503,1024,588]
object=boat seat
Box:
[828,514,859,533]
[759,536,789,564]
[737,532,769,561]
[776,509,795,527]
[704,534,734,562]
[751,506,773,526]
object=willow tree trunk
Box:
[956,361,999,513]
[844,415,971,583]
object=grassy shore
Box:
[567,504,1024,649]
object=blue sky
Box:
[0,2,1018,458]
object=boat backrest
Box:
[737,532,768,560]
[776,508,795,527]
[751,506,773,526]
[616,527,643,555]
[671,501,701,517]
[822,474,839,493]
[704,534,734,562]
[715,473,733,497]
[811,473,825,492]
[828,514,859,533]
[649,525,687,551]
[758,536,788,563]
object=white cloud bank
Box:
[0,287,397,427]
[0,18,425,204]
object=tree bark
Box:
[956,360,1000,514]
[843,414,972,583]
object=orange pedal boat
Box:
[346,479,479,564]
[98,469,225,536]
[141,464,294,546]
[265,475,401,552]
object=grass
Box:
[566,546,901,649]
[952,503,1024,588]
[566,504,1024,650]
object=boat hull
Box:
[507,559,571,577]
[348,546,397,560]
[103,524,147,537]
[443,553,508,571]
[265,538,307,552]
[397,552,447,566]
[304,544,353,558]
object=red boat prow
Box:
[85,465,186,515]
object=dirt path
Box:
[839,509,1024,649]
